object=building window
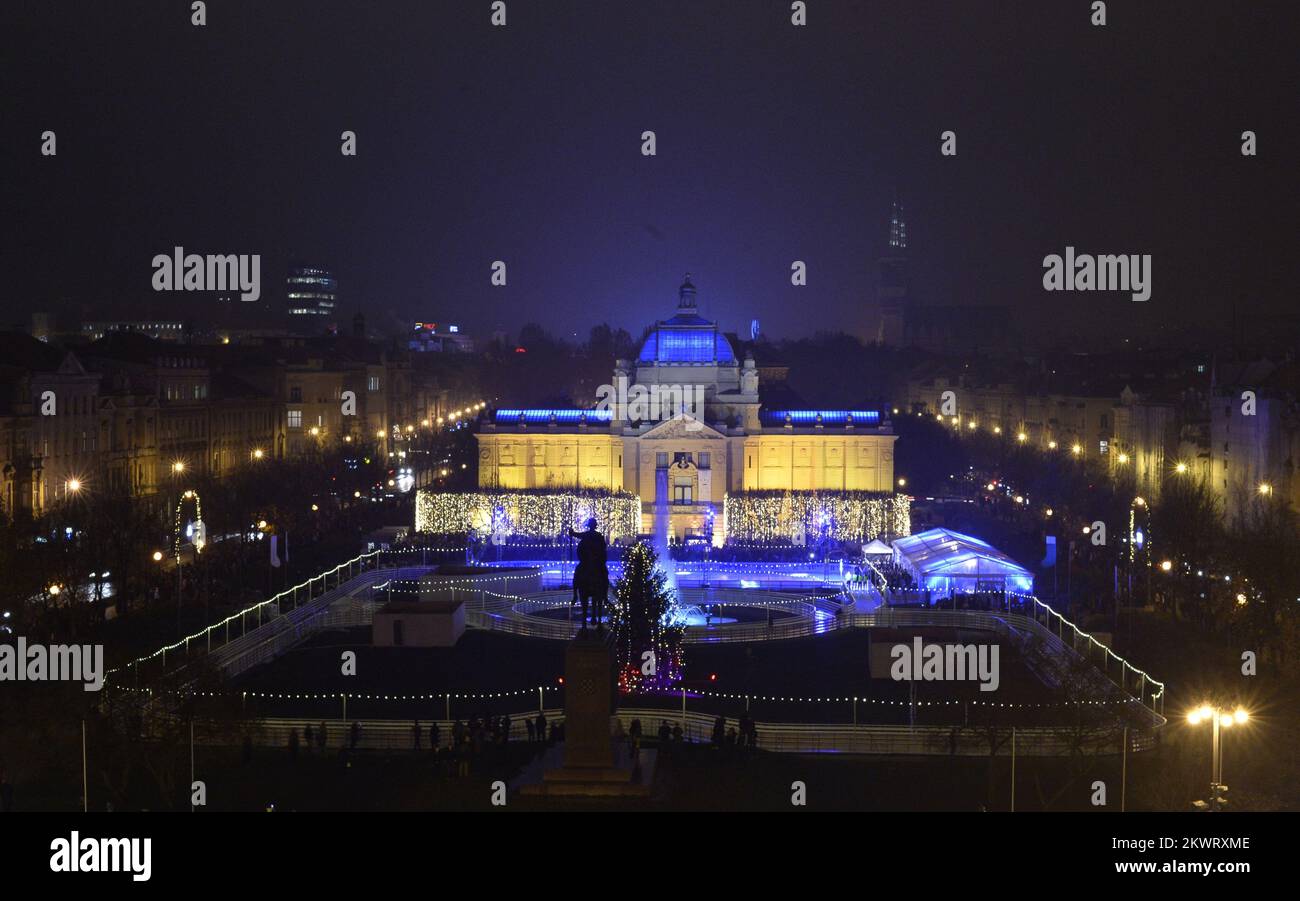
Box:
[673,452,693,466]
[1099,439,1109,455]
[656,452,668,468]
[699,452,710,469]
[288,410,303,429]
[290,386,302,402]
[673,483,693,504]
[368,376,380,392]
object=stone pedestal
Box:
[562,635,614,768]
[521,632,650,798]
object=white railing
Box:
[199,708,1154,757]
[108,555,544,685]
[108,550,388,680]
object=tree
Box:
[609,542,684,693]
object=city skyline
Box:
[0,0,1295,842]
[5,2,1297,344]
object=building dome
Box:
[636,275,737,365]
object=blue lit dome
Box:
[637,275,737,365]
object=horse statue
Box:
[569,518,610,634]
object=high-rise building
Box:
[286,266,338,319]
[876,200,909,346]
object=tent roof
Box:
[862,538,893,555]
[891,528,1031,579]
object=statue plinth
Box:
[522,632,650,798]
[562,634,615,768]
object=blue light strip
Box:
[760,410,882,426]
[494,408,614,424]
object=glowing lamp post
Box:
[1187,705,1249,811]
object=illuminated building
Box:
[286,265,338,318]
[875,200,909,346]
[470,276,901,540]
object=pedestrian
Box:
[536,711,547,744]
[317,722,327,750]
[350,721,361,751]
[429,721,440,750]
[304,723,314,749]
[611,718,626,763]
[526,719,536,742]
[501,714,511,743]
[413,720,422,750]
[288,728,300,761]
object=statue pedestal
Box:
[522,633,650,798]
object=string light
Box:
[173,490,203,561]
[723,491,910,544]
[416,489,640,540]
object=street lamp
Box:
[1258,483,1273,496]
[252,448,265,460]
[1160,559,1173,572]
[66,478,82,493]
[1174,461,1188,474]
[152,550,164,562]
[1187,705,1250,811]
[172,461,185,474]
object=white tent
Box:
[861,538,893,558]
[891,528,1033,595]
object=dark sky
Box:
[3,1,1297,343]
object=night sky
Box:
[4,1,1297,342]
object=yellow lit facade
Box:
[476,277,896,539]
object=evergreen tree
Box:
[610,542,684,692]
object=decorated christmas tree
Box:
[609,541,685,693]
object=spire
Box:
[678,273,697,310]
[888,199,907,250]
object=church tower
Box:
[876,200,909,345]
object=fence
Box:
[201,708,1155,757]
[108,553,542,686]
